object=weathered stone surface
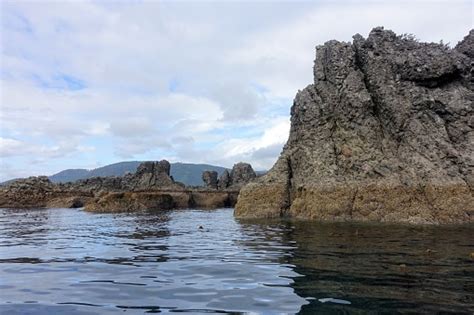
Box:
[0,176,92,208]
[235,27,474,224]
[217,170,231,189]
[230,162,257,187]
[84,192,175,212]
[46,196,92,209]
[189,191,238,209]
[84,190,239,212]
[202,170,218,189]
[213,163,256,190]
[130,160,177,190]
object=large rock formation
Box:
[202,170,218,189]
[0,160,244,211]
[229,162,257,187]
[216,163,256,189]
[235,27,474,224]
[217,170,231,189]
[200,163,257,190]
[67,160,183,192]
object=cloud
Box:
[0,136,94,159]
[1,0,472,179]
[211,81,262,121]
[109,117,154,138]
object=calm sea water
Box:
[0,208,473,314]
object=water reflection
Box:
[284,221,474,314]
[0,208,306,314]
[1,208,473,314]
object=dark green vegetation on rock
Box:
[236,27,474,224]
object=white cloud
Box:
[0,136,94,159]
[1,0,472,179]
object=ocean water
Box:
[0,208,472,314]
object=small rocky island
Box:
[0,160,257,212]
[235,27,474,224]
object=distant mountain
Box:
[49,169,90,183]
[48,161,229,186]
[86,161,142,178]
[170,163,228,187]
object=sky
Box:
[0,0,472,181]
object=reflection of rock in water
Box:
[286,221,474,313]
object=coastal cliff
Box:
[235,27,474,224]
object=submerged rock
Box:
[235,27,474,224]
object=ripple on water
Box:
[0,208,307,314]
[0,207,473,314]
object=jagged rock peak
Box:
[202,170,218,189]
[217,170,231,190]
[230,162,256,186]
[235,27,474,224]
[136,160,171,177]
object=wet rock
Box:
[84,192,175,212]
[0,176,93,208]
[235,27,474,224]
[46,196,91,209]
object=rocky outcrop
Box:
[217,170,231,189]
[200,163,257,190]
[66,160,183,192]
[215,163,256,190]
[0,176,93,208]
[202,170,218,189]
[229,163,257,187]
[0,160,182,209]
[0,160,245,212]
[84,190,239,212]
[235,27,474,224]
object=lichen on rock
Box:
[235,27,474,224]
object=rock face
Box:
[230,163,257,187]
[132,160,176,189]
[202,170,218,189]
[235,27,474,224]
[216,163,256,190]
[217,170,231,189]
